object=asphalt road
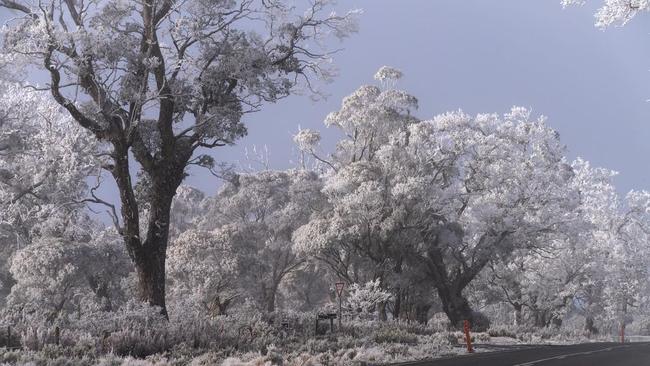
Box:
[391,342,650,366]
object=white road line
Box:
[512,345,629,366]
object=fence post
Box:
[463,319,474,353]
[101,330,110,353]
[54,326,60,346]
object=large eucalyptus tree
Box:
[0,0,358,315]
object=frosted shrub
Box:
[473,332,491,343]
[67,333,97,359]
[429,313,452,332]
[488,325,518,338]
[345,280,391,317]
[373,328,418,345]
[0,349,21,365]
[106,329,169,358]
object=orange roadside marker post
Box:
[463,319,474,353]
[620,323,625,344]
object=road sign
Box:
[335,282,345,297]
[335,282,345,330]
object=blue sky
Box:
[3,1,650,204]
[184,0,650,197]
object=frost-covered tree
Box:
[295,68,580,327]
[293,67,420,320]
[481,158,650,332]
[169,185,206,238]
[563,159,650,333]
[483,239,593,328]
[603,191,650,334]
[280,260,332,311]
[479,158,613,329]
[199,170,324,312]
[167,227,241,317]
[6,228,131,324]
[396,108,579,327]
[566,158,620,332]
[0,81,100,241]
[562,0,650,27]
[0,0,358,314]
[0,80,101,308]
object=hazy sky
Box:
[184,0,650,197]
[3,1,650,208]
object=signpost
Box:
[335,281,345,330]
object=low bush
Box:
[488,325,518,338]
[373,328,418,345]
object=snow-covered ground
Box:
[0,321,622,366]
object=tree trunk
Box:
[436,285,473,328]
[134,180,177,317]
[585,316,598,335]
[109,145,168,316]
[551,315,562,328]
[533,308,549,327]
[420,231,502,329]
[261,280,280,313]
[266,290,276,313]
[392,287,402,320]
[513,303,523,326]
[378,302,388,321]
[123,164,181,318]
[415,303,431,324]
[391,258,403,320]
[218,301,231,316]
[134,245,167,315]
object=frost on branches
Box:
[0,0,359,315]
[7,231,131,325]
[0,80,103,309]
[294,67,581,327]
[0,24,647,362]
[562,0,650,27]
[197,170,325,313]
[167,228,241,317]
[347,279,392,317]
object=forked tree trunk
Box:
[436,284,474,328]
[117,158,185,318]
[134,245,167,314]
[421,228,507,329]
[134,178,178,316]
